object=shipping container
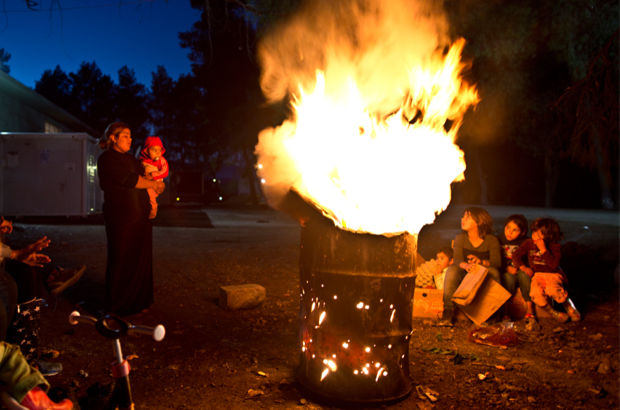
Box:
[0,132,102,216]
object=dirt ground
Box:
[7,204,619,409]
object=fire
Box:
[255,0,478,236]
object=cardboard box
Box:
[456,277,511,325]
[413,288,444,319]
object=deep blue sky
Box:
[0,0,201,89]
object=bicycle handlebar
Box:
[69,311,165,342]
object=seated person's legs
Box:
[502,271,518,295]
[5,259,41,303]
[442,265,466,321]
[516,270,532,303]
[0,269,17,340]
[486,267,501,284]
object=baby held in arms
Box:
[140,136,169,219]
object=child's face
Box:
[504,220,522,241]
[436,252,452,271]
[148,145,162,160]
[461,212,477,232]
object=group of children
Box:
[421,207,580,329]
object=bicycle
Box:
[68,311,165,409]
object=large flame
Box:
[255,0,478,236]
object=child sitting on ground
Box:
[140,136,169,219]
[433,246,453,290]
[414,246,453,289]
[440,207,502,326]
[511,217,581,323]
[499,214,535,327]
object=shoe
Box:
[36,360,63,377]
[524,314,537,331]
[20,387,73,410]
[47,265,86,296]
[567,306,581,322]
[564,298,581,322]
[546,307,569,323]
[39,348,60,360]
[436,319,453,327]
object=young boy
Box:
[433,246,453,290]
[140,136,169,219]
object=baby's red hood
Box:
[140,136,166,160]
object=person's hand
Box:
[24,236,50,253]
[507,265,517,275]
[532,231,546,253]
[0,217,13,234]
[466,255,481,265]
[21,252,51,267]
[460,261,473,272]
[153,180,165,195]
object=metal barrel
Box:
[297,212,417,404]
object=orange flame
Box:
[255,1,478,235]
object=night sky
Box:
[0,0,200,88]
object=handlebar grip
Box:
[69,310,96,325]
[129,324,166,342]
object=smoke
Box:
[255,0,454,209]
[258,0,450,109]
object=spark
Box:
[319,311,326,325]
[320,368,330,381]
[375,367,386,382]
[323,359,337,371]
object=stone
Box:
[219,284,266,309]
[597,357,611,374]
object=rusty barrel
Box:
[297,212,417,403]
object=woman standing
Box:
[97,122,164,315]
